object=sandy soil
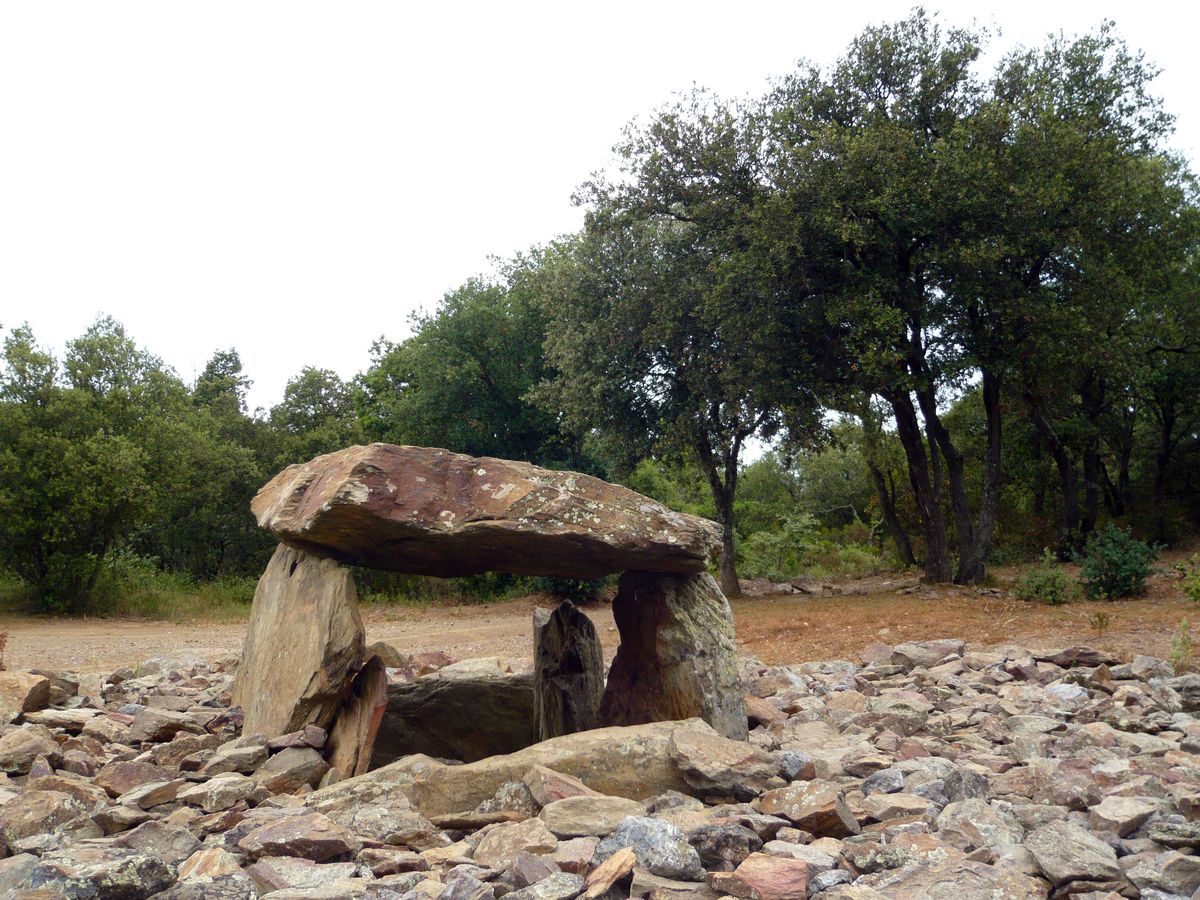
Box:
[1,563,1197,674]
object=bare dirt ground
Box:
[2,561,1197,674]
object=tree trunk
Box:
[714,488,740,597]
[868,460,917,567]
[1152,408,1177,542]
[1026,400,1080,557]
[1081,435,1101,539]
[695,433,742,598]
[950,369,1002,584]
[887,390,952,582]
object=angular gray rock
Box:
[594,816,705,881]
[600,571,747,740]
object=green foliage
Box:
[1077,525,1159,600]
[359,257,591,470]
[1014,550,1079,605]
[1177,556,1200,602]
[528,576,610,605]
[1171,620,1194,672]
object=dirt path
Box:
[2,569,1196,674]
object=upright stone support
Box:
[600,572,747,740]
[533,601,604,741]
[233,544,365,738]
[326,655,389,779]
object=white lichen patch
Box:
[475,468,487,476]
[492,483,519,501]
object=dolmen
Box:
[233,443,747,781]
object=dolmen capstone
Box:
[233,443,747,780]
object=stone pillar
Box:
[233,544,365,738]
[327,655,389,779]
[599,571,747,740]
[533,600,604,741]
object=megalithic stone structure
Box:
[238,443,747,771]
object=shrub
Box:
[1177,555,1200,602]
[1076,525,1158,600]
[1014,550,1078,605]
[529,576,610,605]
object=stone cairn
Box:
[234,443,747,779]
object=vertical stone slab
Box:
[233,544,365,738]
[326,655,389,778]
[533,600,604,741]
[600,571,747,740]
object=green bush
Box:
[529,576,610,605]
[1076,525,1158,600]
[1014,550,1078,605]
[1177,555,1200,602]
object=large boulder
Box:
[371,670,536,765]
[311,719,715,818]
[251,443,721,578]
[600,572,747,740]
[233,544,365,738]
[533,601,604,741]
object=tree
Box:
[541,91,826,595]
[359,254,592,469]
[0,323,153,610]
[270,367,362,466]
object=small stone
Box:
[119,820,203,867]
[129,706,203,742]
[95,759,177,797]
[583,845,636,899]
[0,790,87,844]
[508,871,587,900]
[1088,796,1157,837]
[0,672,51,722]
[594,817,704,882]
[0,725,58,774]
[474,818,559,868]
[758,781,860,838]
[253,746,330,793]
[1025,821,1121,887]
[237,810,362,861]
[729,852,809,900]
[539,795,644,837]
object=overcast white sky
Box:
[3,1,1197,414]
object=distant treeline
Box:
[2,11,1198,612]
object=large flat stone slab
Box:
[252,444,721,578]
[309,719,714,818]
[233,545,364,738]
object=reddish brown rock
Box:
[233,544,365,738]
[0,672,51,723]
[95,760,177,798]
[251,443,721,578]
[326,656,388,779]
[729,853,809,900]
[236,810,362,861]
[600,572,747,741]
[759,782,861,838]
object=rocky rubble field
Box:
[1,640,1200,898]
